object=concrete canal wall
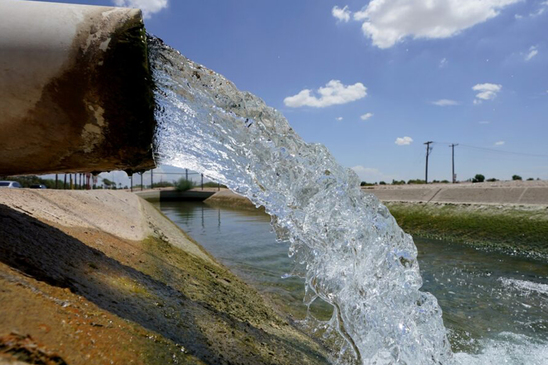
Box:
[134,188,216,202]
[362,181,548,206]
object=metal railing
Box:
[129,169,221,192]
[6,168,222,191]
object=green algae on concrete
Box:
[139,235,330,365]
[386,202,548,258]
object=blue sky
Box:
[41,0,548,184]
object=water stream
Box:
[148,36,547,364]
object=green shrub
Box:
[512,175,522,181]
[175,178,194,192]
[472,174,485,183]
[407,179,426,185]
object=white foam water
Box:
[499,277,548,297]
[454,333,548,365]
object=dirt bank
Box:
[0,189,329,365]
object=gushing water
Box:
[149,36,452,364]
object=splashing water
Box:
[149,36,452,364]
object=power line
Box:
[458,144,548,158]
[431,141,548,158]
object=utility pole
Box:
[449,144,458,183]
[424,141,433,183]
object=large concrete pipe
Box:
[0,0,156,176]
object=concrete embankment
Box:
[362,180,548,206]
[0,189,329,365]
[135,188,216,202]
[362,182,548,256]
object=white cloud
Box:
[472,83,502,104]
[530,1,548,16]
[525,46,538,61]
[432,99,459,106]
[112,0,168,18]
[360,112,374,120]
[439,58,448,68]
[479,120,491,124]
[332,5,351,22]
[284,80,367,108]
[395,136,413,145]
[351,166,394,183]
[351,0,521,49]
[495,141,505,146]
[336,117,344,121]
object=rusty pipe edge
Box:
[0,0,156,176]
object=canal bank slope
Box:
[365,181,548,257]
[363,180,548,206]
[205,181,548,257]
[0,189,329,365]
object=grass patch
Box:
[385,202,548,257]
